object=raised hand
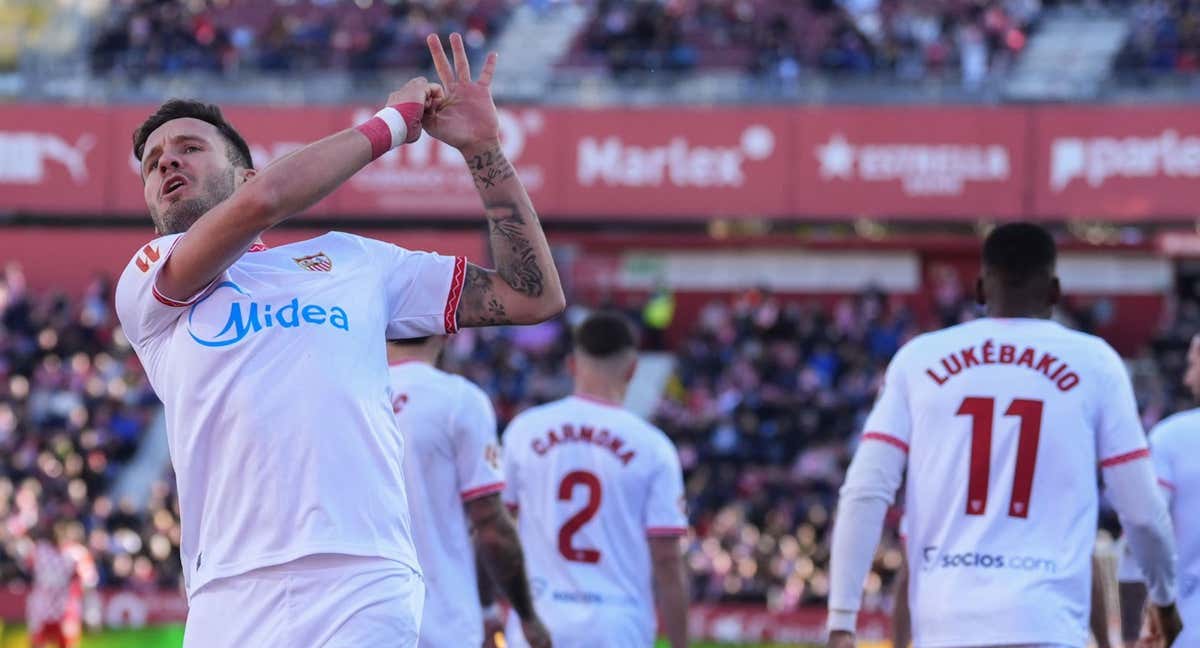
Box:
[382,77,444,144]
[423,33,501,153]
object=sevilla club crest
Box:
[294,252,332,272]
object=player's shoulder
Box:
[1150,408,1200,448]
[117,233,184,282]
[325,231,432,258]
[447,372,493,411]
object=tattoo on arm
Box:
[456,142,559,328]
[459,264,509,327]
[486,206,543,298]
[467,144,516,190]
[471,501,537,619]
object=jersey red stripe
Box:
[460,482,506,502]
[1158,477,1177,492]
[862,432,909,453]
[151,284,192,308]
[1099,448,1151,468]
[443,256,466,334]
[646,526,688,537]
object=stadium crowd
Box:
[85,0,1041,87]
[1117,0,1200,76]
[89,0,509,76]
[574,0,1038,86]
[0,262,180,591]
[0,257,1190,612]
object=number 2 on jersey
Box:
[956,397,1044,519]
[558,470,602,563]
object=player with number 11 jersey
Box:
[827,223,1180,648]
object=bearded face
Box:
[149,164,236,235]
[139,117,250,235]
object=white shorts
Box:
[184,554,424,648]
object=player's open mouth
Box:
[162,176,189,198]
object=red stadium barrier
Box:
[3,104,1199,221]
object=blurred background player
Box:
[386,336,551,648]
[827,223,1180,648]
[1119,334,1200,646]
[500,311,689,648]
[114,33,564,646]
[25,522,96,648]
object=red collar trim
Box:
[388,359,427,367]
[573,392,622,408]
[247,243,268,253]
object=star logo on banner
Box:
[816,134,856,179]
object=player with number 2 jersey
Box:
[827,223,1180,648]
[501,312,689,648]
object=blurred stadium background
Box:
[1,0,1199,645]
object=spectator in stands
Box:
[90,0,506,76]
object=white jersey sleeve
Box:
[363,238,465,338]
[115,233,223,347]
[1095,345,1150,466]
[454,381,505,502]
[860,349,914,452]
[1095,347,1176,606]
[1150,429,1177,505]
[643,440,687,537]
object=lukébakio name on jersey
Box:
[924,340,1080,392]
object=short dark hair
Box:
[574,311,638,358]
[388,337,431,347]
[982,222,1057,286]
[133,99,254,169]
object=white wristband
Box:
[374,106,408,151]
[826,608,857,633]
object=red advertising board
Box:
[793,107,1028,218]
[560,108,793,218]
[8,103,1200,221]
[0,105,115,214]
[1032,106,1200,219]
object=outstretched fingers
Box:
[478,52,498,87]
[426,34,455,87]
[450,32,472,82]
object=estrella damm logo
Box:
[187,281,350,348]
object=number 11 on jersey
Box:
[956,397,1044,519]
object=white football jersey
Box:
[501,395,687,648]
[864,318,1148,647]
[389,360,505,648]
[115,232,465,597]
[1147,408,1200,643]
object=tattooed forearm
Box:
[467,143,516,191]
[486,206,544,298]
[470,500,537,619]
[459,264,509,326]
[455,140,564,328]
